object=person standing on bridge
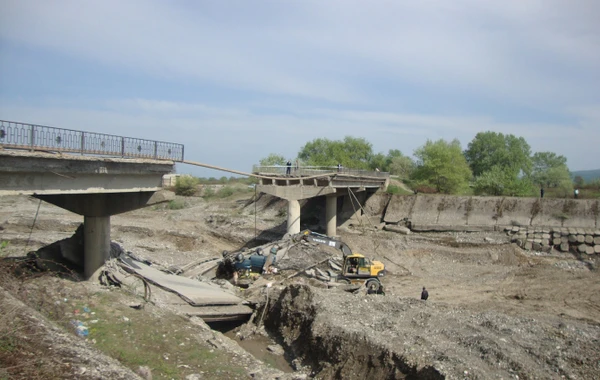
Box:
[286,160,292,176]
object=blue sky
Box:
[1,0,599,177]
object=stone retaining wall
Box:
[505,226,600,255]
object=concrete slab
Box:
[436,196,469,226]
[383,195,415,223]
[410,195,445,228]
[119,256,243,306]
[466,196,503,227]
[492,197,535,228]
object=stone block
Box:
[586,246,595,255]
[595,245,600,254]
[578,244,587,253]
[576,235,585,243]
[559,243,570,252]
[585,235,594,244]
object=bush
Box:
[217,186,234,198]
[167,200,186,210]
[174,175,199,196]
[386,185,401,194]
[202,187,215,198]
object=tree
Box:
[472,166,534,196]
[389,155,415,179]
[369,149,407,172]
[411,139,472,194]
[530,152,570,188]
[464,131,532,177]
[298,136,373,169]
[259,153,287,166]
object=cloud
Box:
[1,1,598,174]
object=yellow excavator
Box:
[292,230,386,293]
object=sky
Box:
[1,0,599,177]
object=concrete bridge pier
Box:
[326,195,337,237]
[84,216,111,279]
[35,190,173,279]
[287,200,301,234]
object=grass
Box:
[167,199,186,210]
[0,262,249,380]
[68,292,248,379]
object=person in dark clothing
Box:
[286,160,291,176]
[540,188,544,198]
[421,287,429,300]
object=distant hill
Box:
[571,169,600,182]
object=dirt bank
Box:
[1,193,599,379]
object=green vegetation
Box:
[411,139,472,194]
[259,153,286,166]
[174,175,199,196]
[167,199,186,210]
[250,132,598,198]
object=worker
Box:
[286,160,292,176]
[421,286,429,300]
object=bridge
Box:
[252,165,388,236]
[0,120,389,279]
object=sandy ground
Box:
[1,192,599,379]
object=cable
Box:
[24,198,42,254]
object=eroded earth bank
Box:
[0,193,599,379]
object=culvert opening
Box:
[261,284,444,380]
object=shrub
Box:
[217,186,234,198]
[202,187,215,198]
[386,185,401,194]
[174,175,199,196]
[167,199,186,210]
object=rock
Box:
[137,366,152,379]
[383,225,411,235]
[185,374,203,380]
[267,344,285,355]
[595,245,600,254]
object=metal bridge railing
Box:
[0,120,184,162]
[252,165,389,178]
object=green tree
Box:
[298,136,373,169]
[259,153,287,166]
[472,166,534,196]
[369,149,406,172]
[389,155,415,179]
[530,152,571,189]
[465,132,532,177]
[411,139,472,194]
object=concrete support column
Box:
[287,199,301,234]
[326,195,337,237]
[84,215,111,279]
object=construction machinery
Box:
[293,230,386,293]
